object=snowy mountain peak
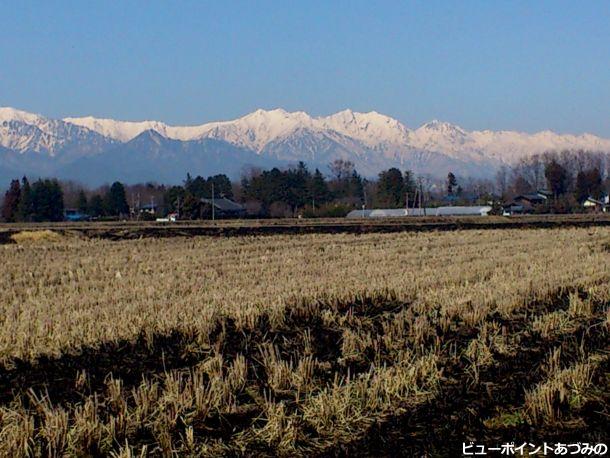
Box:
[0,107,45,124]
[238,107,312,125]
[326,109,400,125]
[321,110,411,146]
[329,108,356,120]
[201,108,317,151]
[419,120,466,135]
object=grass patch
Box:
[9,230,63,244]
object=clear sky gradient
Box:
[2,1,609,136]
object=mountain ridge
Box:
[2,106,610,185]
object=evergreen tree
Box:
[285,162,310,211]
[185,175,207,198]
[182,193,201,219]
[1,179,21,222]
[31,179,64,221]
[163,186,186,215]
[183,174,234,200]
[17,177,33,221]
[184,173,193,190]
[308,169,331,207]
[104,182,130,216]
[208,174,233,199]
[447,172,457,195]
[88,195,105,217]
[377,168,404,207]
[77,190,88,213]
[403,170,417,196]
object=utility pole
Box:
[420,180,426,216]
[362,184,367,217]
[211,182,215,221]
[416,178,423,216]
[411,188,416,212]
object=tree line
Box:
[163,174,233,219]
[495,150,610,211]
[1,178,131,222]
[239,161,362,217]
[1,177,64,222]
[3,150,609,222]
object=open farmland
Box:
[2,214,610,243]
[0,227,608,456]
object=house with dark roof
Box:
[200,197,246,218]
[503,191,549,214]
[134,203,157,216]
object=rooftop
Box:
[200,197,244,212]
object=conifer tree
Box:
[1,179,21,222]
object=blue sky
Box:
[1,1,609,135]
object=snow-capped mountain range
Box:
[2,106,610,185]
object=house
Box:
[200,197,246,218]
[582,197,605,213]
[346,206,492,218]
[138,203,157,215]
[514,193,547,208]
[503,191,549,215]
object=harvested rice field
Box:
[0,227,608,456]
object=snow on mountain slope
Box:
[1,107,114,156]
[63,116,170,142]
[409,120,610,164]
[62,116,216,143]
[64,108,411,151]
[468,129,610,162]
[195,109,317,151]
[65,108,319,148]
[0,107,62,152]
[0,107,45,125]
[3,105,610,184]
[63,108,610,166]
[320,109,411,147]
